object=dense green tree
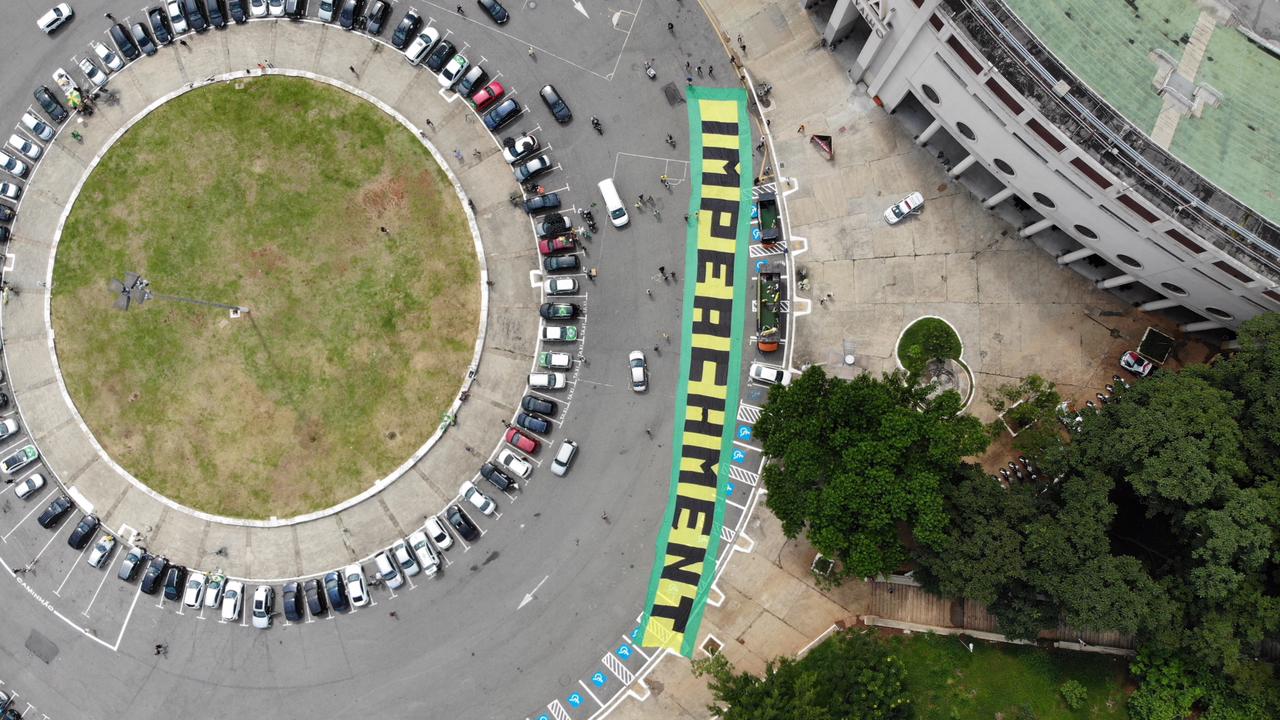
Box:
[692,629,912,720]
[1194,313,1280,481]
[755,367,988,579]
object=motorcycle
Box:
[581,209,597,232]
[591,116,603,135]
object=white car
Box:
[629,350,649,392]
[543,277,578,295]
[248,0,268,17]
[204,573,225,608]
[748,362,791,386]
[422,516,453,551]
[87,534,116,568]
[183,571,206,608]
[550,440,578,477]
[37,3,74,33]
[221,580,244,621]
[343,563,368,606]
[404,27,440,65]
[496,449,532,479]
[166,1,189,33]
[373,552,403,590]
[459,481,496,516]
[501,133,539,164]
[0,152,29,179]
[91,41,124,72]
[438,54,469,88]
[268,0,285,16]
[317,0,336,21]
[407,530,440,576]
[21,113,55,142]
[14,473,45,500]
[0,418,18,440]
[389,539,420,577]
[884,191,924,224]
[8,134,43,162]
[251,585,273,628]
[77,58,108,88]
[0,182,23,201]
[529,372,566,390]
[540,325,578,343]
[539,351,573,370]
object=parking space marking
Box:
[81,560,114,617]
[27,522,65,569]
[0,487,55,540]
[53,537,93,597]
[0,437,33,462]
[576,679,605,707]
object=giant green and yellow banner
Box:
[638,87,752,657]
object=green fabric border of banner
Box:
[638,85,753,658]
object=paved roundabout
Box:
[0,4,785,718]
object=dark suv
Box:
[109,23,140,60]
[521,395,557,416]
[304,578,328,616]
[539,84,572,124]
[446,504,479,541]
[425,40,456,72]
[515,412,550,435]
[148,8,174,44]
[33,87,69,124]
[37,496,74,529]
[282,581,305,621]
[183,0,208,32]
[390,9,420,49]
[323,570,349,612]
[140,556,169,594]
[205,0,227,28]
[67,514,100,550]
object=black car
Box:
[109,23,140,61]
[285,0,306,17]
[163,565,187,601]
[483,98,521,131]
[539,302,579,320]
[206,0,227,28]
[0,227,9,243]
[539,84,572,124]
[130,23,158,56]
[479,462,515,492]
[117,547,147,582]
[37,495,73,529]
[227,0,247,22]
[67,514,100,550]
[148,8,174,44]
[183,0,208,31]
[515,412,550,435]
[522,395,557,416]
[446,504,479,541]
[33,86,69,124]
[363,0,388,33]
[140,555,168,594]
[425,39,456,72]
[282,581,305,621]
[0,205,13,224]
[543,254,579,273]
[338,0,362,29]
[390,9,420,49]
[304,578,328,616]
[323,570,349,612]
[524,193,561,214]
[537,218,571,239]
[476,0,508,24]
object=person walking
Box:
[349,65,358,76]
[424,118,434,129]
[685,61,691,73]
[708,65,714,77]
[660,175,669,188]
[456,4,465,14]
[696,65,703,77]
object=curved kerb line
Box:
[40,68,489,529]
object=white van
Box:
[597,178,629,228]
[404,27,440,65]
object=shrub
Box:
[1059,679,1088,710]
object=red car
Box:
[538,236,576,256]
[504,427,540,453]
[471,81,505,111]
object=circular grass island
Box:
[52,77,479,519]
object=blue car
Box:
[483,98,521,131]
[477,0,508,24]
[324,570,350,612]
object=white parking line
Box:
[27,521,64,569]
[54,536,93,597]
[81,559,114,617]
[0,487,55,540]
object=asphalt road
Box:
[0,1,745,718]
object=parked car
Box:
[337,0,361,29]
[389,539,420,577]
[504,427,540,453]
[425,39,456,72]
[284,0,305,18]
[92,41,125,71]
[460,481,496,516]
[183,0,209,31]
[471,80,505,110]
[403,27,440,65]
[515,412,550,435]
[629,350,649,392]
[227,0,247,21]
[0,182,21,202]
[2,445,39,474]
[502,134,539,164]
[68,514,100,550]
[304,578,327,616]
[543,255,579,274]
[167,0,189,32]
[538,351,573,370]
[0,205,13,223]
[528,372,566,390]
[163,565,186,601]
[496,448,532,479]
[407,530,440,576]
[478,462,515,492]
[538,236,576,256]
[373,551,403,589]
[205,0,227,28]
[536,217,571,238]
[117,547,147,581]
[539,84,572,123]
[456,65,487,96]
[252,585,274,628]
[423,515,453,550]
[343,564,368,606]
[524,192,560,214]
[130,23,158,57]
[316,0,334,21]
[221,580,244,621]
[7,135,42,163]
[37,3,75,33]
[282,581,304,621]
[484,98,522,130]
[539,302,578,320]
[515,156,553,184]
[14,473,45,500]
[748,362,791,386]
[0,418,19,442]
[87,534,116,568]
[543,277,578,295]
[884,191,924,224]
[1119,350,1154,377]
[446,504,480,541]
[78,57,109,88]
[267,0,285,17]
[248,0,267,17]
[22,112,56,142]
[522,395,557,416]
[182,571,206,608]
[476,0,508,24]
[363,0,388,33]
[438,54,469,88]
[390,8,421,49]
[140,555,168,593]
[550,439,578,476]
[34,86,69,123]
[109,24,141,61]
[34,491,69,527]
[323,570,349,612]
[205,573,225,608]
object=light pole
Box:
[109,272,249,318]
